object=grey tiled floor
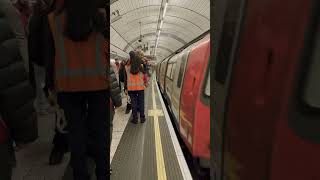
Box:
[12,113,70,180]
[111,97,131,162]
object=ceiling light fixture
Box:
[160,20,163,29]
[155,0,168,56]
[163,2,168,19]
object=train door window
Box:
[170,63,177,80]
[214,0,245,84]
[201,59,211,105]
[303,22,320,108]
[289,1,320,144]
[166,63,172,78]
[177,51,190,88]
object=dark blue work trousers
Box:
[58,90,110,180]
[128,90,145,121]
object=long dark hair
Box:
[129,51,143,74]
[62,0,106,41]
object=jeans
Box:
[57,90,110,180]
[128,90,145,121]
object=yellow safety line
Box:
[151,76,167,180]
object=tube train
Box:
[156,34,210,169]
[211,0,320,179]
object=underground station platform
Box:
[11,75,192,180]
[110,76,192,180]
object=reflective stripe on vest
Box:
[126,66,144,90]
[54,16,105,78]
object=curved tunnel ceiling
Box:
[110,0,210,61]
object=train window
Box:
[303,23,320,108]
[166,63,172,78]
[177,52,189,88]
[205,70,210,97]
[171,63,177,79]
[214,0,244,84]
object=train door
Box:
[217,0,320,180]
[156,62,161,83]
[180,38,210,154]
[159,58,169,93]
[211,0,246,178]
[165,57,177,106]
[171,51,190,127]
[194,58,211,164]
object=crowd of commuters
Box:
[0,0,151,179]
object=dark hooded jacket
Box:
[110,66,122,111]
[0,0,38,144]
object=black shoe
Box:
[125,104,132,114]
[49,147,65,165]
[140,118,146,123]
[131,120,138,124]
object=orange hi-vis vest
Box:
[48,12,109,92]
[125,65,145,91]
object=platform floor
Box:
[12,112,70,180]
[11,75,191,180]
[111,76,192,180]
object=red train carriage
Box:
[157,34,211,168]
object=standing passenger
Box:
[28,0,70,165]
[119,60,126,95]
[46,0,109,179]
[109,64,122,174]
[0,0,38,178]
[123,59,132,114]
[125,51,146,124]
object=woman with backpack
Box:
[124,51,147,124]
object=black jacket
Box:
[0,4,38,143]
[110,67,122,109]
[118,64,125,82]
[28,0,55,90]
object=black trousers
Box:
[52,129,68,152]
[58,90,110,180]
[128,90,145,121]
[0,140,14,180]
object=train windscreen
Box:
[303,26,320,108]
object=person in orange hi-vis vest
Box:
[46,0,110,179]
[125,51,147,124]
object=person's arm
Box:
[43,15,56,91]
[124,67,128,91]
[28,3,45,66]
[110,68,122,108]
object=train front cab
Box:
[212,0,320,179]
[179,35,211,167]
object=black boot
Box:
[49,146,65,165]
[125,103,132,114]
